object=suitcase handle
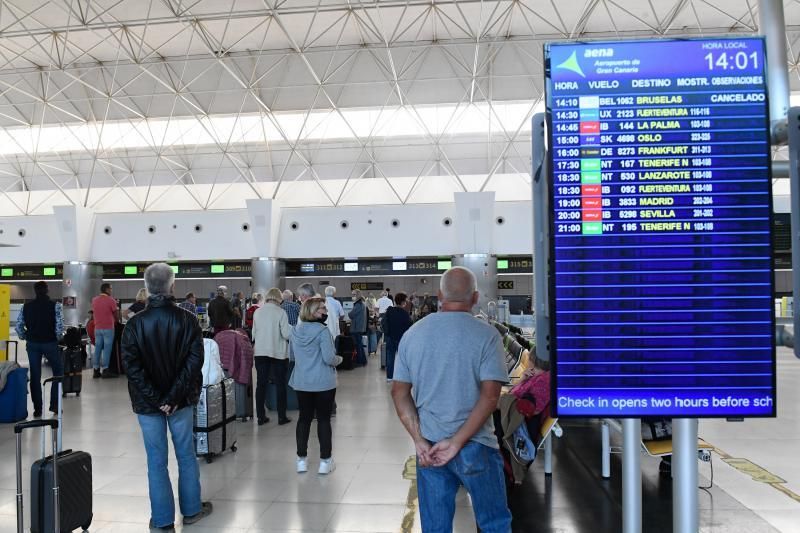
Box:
[14,419,58,434]
[41,378,64,454]
[6,340,18,362]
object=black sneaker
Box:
[148,518,175,531]
[93,369,101,379]
[183,502,213,525]
[278,417,292,425]
[101,369,118,378]
[257,417,270,426]
[32,410,42,418]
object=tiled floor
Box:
[0,343,798,532]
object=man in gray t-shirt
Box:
[392,267,511,533]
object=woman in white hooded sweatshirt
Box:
[252,288,292,426]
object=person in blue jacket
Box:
[290,297,343,475]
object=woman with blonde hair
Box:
[290,297,342,474]
[252,288,292,425]
[123,288,148,320]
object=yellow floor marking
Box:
[401,455,418,533]
[707,444,800,504]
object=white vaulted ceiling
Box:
[0,0,797,214]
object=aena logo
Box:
[555,51,585,77]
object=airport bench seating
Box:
[600,419,713,478]
[501,348,562,475]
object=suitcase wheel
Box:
[231,444,238,453]
[205,456,214,464]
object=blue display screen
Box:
[545,38,776,418]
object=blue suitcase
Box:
[267,381,298,411]
[0,341,28,423]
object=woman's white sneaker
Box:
[318,458,335,475]
[296,456,308,473]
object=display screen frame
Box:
[545,37,777,419]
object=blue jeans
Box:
[368,330,377,353]
[385,338,398,380]
[137,407,202,527]
[93,329,114,370]
[26,341,64,413]
[416,441,511,533]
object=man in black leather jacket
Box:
[121,263,212,530]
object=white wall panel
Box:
[0,198,651,264]
[277,204,459,259]
[0,216,64,263]
[91,210,255,262]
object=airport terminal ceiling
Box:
[0,0,797,214]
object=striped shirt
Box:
[281,300,300,326]
[178,300,197,316]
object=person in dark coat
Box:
[207,285,234,333]
[121,263,213,530]
[348,289,368,366]
[15,281,64,417]
[382,292,413,382]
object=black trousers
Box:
[296,389,336,459]
[255,357,289,421]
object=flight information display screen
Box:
[546,38,776,417]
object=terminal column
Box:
[451,254,497,315]
[53,206,100,326]
[251,258,286,295]
[452,192,498,315]
[62,262,104,326]
[246,199,284,295]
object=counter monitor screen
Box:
[124,265,138,275]
[210,264,225,274]
[43,267,56,277]
[344,262,358,272]
[392,261,407,271]
[437,260,452,271]
[1,268,12,277]
[546,38,775,418]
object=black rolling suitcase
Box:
[335,335,356,371]
[15,418,60,533]
[61,347,83,397]
[18,378,93,533]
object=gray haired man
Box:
[121,263,213,530]
[392,266,511,532]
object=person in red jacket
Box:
[86,310,96,345]
[215,323,255,422]
[245,293,262,330]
